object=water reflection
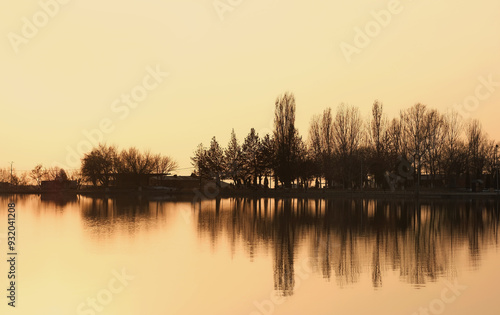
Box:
[76,196,178,239]
[196,198,500,294]
[36,195,500,297]
[40,193,78,207]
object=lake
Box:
[0,194,499,315]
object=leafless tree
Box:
[273,92,300,187]
[368,101,390,187]
[466,119,491,182]
[308,108,337,187]
[441,111,465,187]
[333,104,363,188]
[402,103,431,189]
[81,144,119,186]
[155,154,178,174]
[369,101,388,155]
[422,109,447,187]
[30,164,48,186]
[387,116,403,158]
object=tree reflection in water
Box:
[70,195,499,296]
[196,198,500,295]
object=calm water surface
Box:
[0,195,499,315]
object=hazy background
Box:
[1,0,499,174]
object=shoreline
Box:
[2,188,500,200]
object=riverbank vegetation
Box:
[1,92,498,193]
[192,92,498,191]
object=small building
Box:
[112,173,157,188]
[41,180,78,191]
[150,175,200,190]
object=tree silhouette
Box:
[224,129,242,185]
[241,128,261,185]
[81,144,177,187]
[333,104,362,188]
[189,94,499,191]
[258,134,275,187]
[81,144,118,187]
[30,164,47,187]
[273,92,300,187]
[206,137,225,185]
[368,101,390,187]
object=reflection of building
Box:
[41,180,78,191]
[41,192,78,206]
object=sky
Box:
[1,0,499,175]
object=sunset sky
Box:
[1,0,499,174]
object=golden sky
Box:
[1,0,499,173]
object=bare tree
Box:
[81,144,118,187]
[30,164,48,186]
[320,108,336,187]
[308,114,322,158]
[368,101,390,187]
[0,168,9,183]
[441,110,466,187]
[45,167,59,181]
[113,146,178,187]
[387,116,403,158]
[402,103,430,190]
[333,104,363,188]
[307,108,337,187]
[296,136,316,188]
[17,172,30,186]
[369,101,388,155]
[308,114,323,186]
[423,109,446,187]
[155,154,178,174]
[118,148,157,174]
[466,119,491,184]
[273,92,300,187]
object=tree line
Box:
[2,92,497,191]
[1,145,177,188]
[191,92,499,190]
[80,145,178,187]
[0,165,76,187]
